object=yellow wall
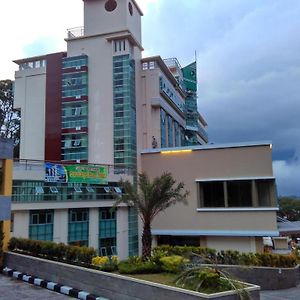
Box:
[2,159,13,250]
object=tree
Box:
[278,196,300,221]
[0,80,20,156]
[115,172,189,259]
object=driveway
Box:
[0,275,70,300]
[261,284,300,300]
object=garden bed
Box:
[4,252,260,300]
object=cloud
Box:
[1,0,299,195]
[273,159,300,196]
[141,0,300,195]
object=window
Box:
[35,186,44,194]
[199,179,266,208]
[227,181,252,207]
[99,208,117,256]
[74,186,82,193]
[257,179,272,206]
[201,181,224,207]
[0,160,3,193]
[29,210,54,241]
[50,186,58,193]
[160,109,167,147]
[114,187,122,194]
[128,207,139,256]
[73,139,81,147]
[167,115,174,147]
[68,208,89,246]
[104,186,111,193]
[86,186,94,193]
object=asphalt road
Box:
[2,273,300,300]
[0,275,70,300]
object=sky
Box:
[0,0,299,196]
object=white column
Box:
[117,207,129,260]
[12,211,29,238]
[53,209,68,244]
[89,208,99,250]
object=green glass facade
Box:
[99,208,117,256]
[12,180,116,203]
[68,208,89,246]
[128,207,139,256]
[160,109,167,148]
[61,55,88,162]
[113,55,137,171]
[182,62,208,145]
[29,210,54,241]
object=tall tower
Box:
[65,0,143,171]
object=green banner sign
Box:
[45,163,108,184]
[65,165,108,184]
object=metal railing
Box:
[13,159,134,176]
[67,26,84,39]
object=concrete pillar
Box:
[117,207,128,260]
[53,209,68,243]
[224,181,228,207]
[89,208,99,250]
[12,211,29,239]
[2,159,13,250]
[252,180,259,207]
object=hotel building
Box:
[11,0,278,256]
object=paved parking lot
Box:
[0,275,70,300]
[260,284,300,300]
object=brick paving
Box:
[0,275,70,300]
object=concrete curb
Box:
[1,267,109,300]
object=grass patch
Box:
[127,272,248,295]
[128,272,177,286]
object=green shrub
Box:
[176,267,238,294]
[118,258,161,274]
[159,255,189,273]
[8,237,96,265]
[92,255,118,272]
[153,245,297,268]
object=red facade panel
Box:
[45,52,66,161]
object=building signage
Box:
[45,163,108,184]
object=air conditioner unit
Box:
[76,126,81,131]
[75,66,81,70]
[75,95,81,99]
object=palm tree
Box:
[115,172,189,259]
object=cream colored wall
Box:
[14,68,46,160]
[141,145,278,233]
[89,208,99,250]
[84,0,142,44]
[68,37,114,165]
[11,211,29,238]
[53,209,68,244]
[11,200,122,211]
[139,69,186,149]
[206,236,257,253]
[117,207,129,260]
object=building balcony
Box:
[67,26,84,39]
[12,159,134,204]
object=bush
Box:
[153,245,297,268]
[92,255,118,272]
[176,267,239,294]
[8,237,96,265]
[159,255,189,273]
[118,257,161,274]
